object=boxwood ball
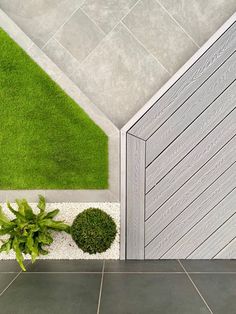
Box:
[71,208,117,254]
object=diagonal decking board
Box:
[123,15,236,259]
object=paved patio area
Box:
[1,0,236,128]
[0,259,235,313]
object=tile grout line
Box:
[0,271,22,297]
[52,37,82,66]
[97,260,105,314]
[178,260,214,314]
[155,0,200,48]
[80,6,106,36]
[41,1,86,50]
[121,21,171,76]
[78,0,143,68]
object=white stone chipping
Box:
[0,202,120,260]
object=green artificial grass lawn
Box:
[0,28,108,189]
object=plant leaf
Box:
[12,237,26,271]
[0,206,9,225]
[37,195,46,213]
[41,219,71,233]
[44,209,59,219]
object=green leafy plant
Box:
[0,195,70,271]
[71,208,117,254]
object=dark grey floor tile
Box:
[0,260,24,272]
[0,273,18,294]
[191,274,236,314]
[181,260,236,272]
[0,273,101,314]
[27,259,103,272]
[104,260,183,272]
[100,273,210,314]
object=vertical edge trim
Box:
[126,134,146,259]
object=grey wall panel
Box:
[145,163,236,259]
[145,110,236,219]
[145,135,236,246]
[162,188,236,259]
[126,134,145,259]
[146,52,236,165]
[189,214,236,259]
[146,83,236,192]
[129,22,236,140]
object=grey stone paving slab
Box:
[54,9,105,64]
[181,260,236,273]
[27,260,103,272]
[72,23,169,128]
[100,273,211,314]
[82,0,139,34]
[124,0,198,74]
[0,273,101,314]
[159,0,236,46]
[0,273,17,294]
[104,260,183,272]
[0,0,83,48]
[191,274,236,314]
[43,37,81,75]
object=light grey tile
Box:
[0,0,82,47]
[82,0,139,34]
[159,0,236,46]
[124,0,198,74]
[54,9,105,63]
[5,191,45,202]
[72,24,169,127]
[43,38,80,76]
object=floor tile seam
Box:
[121,21,171,76]
[97,260,105,314]
[77,0,143,69]
[178,260,214,314]
[0,271,22,297]
[154,0,200,48]
[80,6,106,36]
[46,36,83,68]
[41,1,86,50]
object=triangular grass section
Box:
[0,28,108,189]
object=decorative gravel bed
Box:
[0,202,120,260]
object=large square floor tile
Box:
[191,274,236,314]
[73,23,169,127]
[124,0,197,74]
[100,273,211,313]
[105,260,183,272]
[159,0,236,46]
[27,259,103,272]
[54,9,105,63]
[0,0,82,47]
[181,260,236,272]
[0,273,101,314]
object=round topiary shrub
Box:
[71,208,117,254]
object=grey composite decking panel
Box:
[145,162,236,259]
[147,189,236,259]
[145,135,236,246]
[126,134,145,259]
[128,22,236,140]
[189,214,236,259]
[145,82,236,192]
[163,188,236,259]
[146,52,236,165]
[215,237,236,259]
[145,110,236,219]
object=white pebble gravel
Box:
[0,202,120,260]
